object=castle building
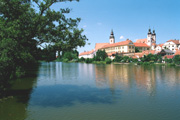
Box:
[79,28,180,59]
[135,28,156,51]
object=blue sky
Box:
[51,0,180,53]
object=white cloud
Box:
[120,36,124,39]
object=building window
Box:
[147,48,149,50]
[122,47,124,49]
[129,46,131,49]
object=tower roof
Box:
[111,29,114,35]
[152,29,156,35]
[148,28,152,34]
[110,29,115,39]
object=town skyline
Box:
[50,0,180,53]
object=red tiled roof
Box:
[157,44,164,48]
[167,40,180,45]
[95,43,109,50]
[134,43,150,47]
[79,50,94,56]
[152,43,156,46]
[101,39,134,49]
[142,50,156,55]
[175,50,180,55]
[136,38,147,43]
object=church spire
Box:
[110,29,114,39]
[148,28,152,34]
[109,29,115,44]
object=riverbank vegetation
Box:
[76,50,180,66]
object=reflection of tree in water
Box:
[0,66,39,120]
[62,63,79,81]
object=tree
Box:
[114,55,123,62]
[173,55,180,65]
[95,50,108,61]
[135,47,140,52]
[0,0,87,81]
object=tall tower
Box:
[147,28,152,46]
[152,29,156,43]
[109,30,115,44]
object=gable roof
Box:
[95,43,109,50]
[101,39,134,49]
[79,50,95,56]
[135,38,147,43]
[167,40,180,45]
[134,43,150,47]
[157,44,164,48]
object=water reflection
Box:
[95,64,180,96]
[28,85,119,107]
[0,67,39,120]
[1,62,180,120]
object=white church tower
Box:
[147,28,152,46]
[109,30,115,44]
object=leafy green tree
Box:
[95,50,108,61]
[135,47,140,53]
[105,57,111,64]
[63,50,78,61]
[122,56,129,62]
[0,0,87,81]
[114,55,123,62]
[173,55,180,65]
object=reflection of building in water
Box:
[95,64,133,91]
[134,66,156,96]
[95,64,180,96]
[160,66,180,87]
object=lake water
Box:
[1,62,180,120]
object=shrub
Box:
[78,57,85,62]
[62,58,69,62]
[85,58,93,63]
[143,62,150,65]
[105,58,111,64]
[137,61,143,65]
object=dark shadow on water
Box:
[29,84,121,107]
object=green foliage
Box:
[173,55,180,65]
[85,58,93,63]
[122,56,129,63]
[114,55,123,62]
[105,58,111,64]
[78,57,85,62]
[95,50,108,61]
[143,62,150,65]
[62,51,78,61]
[62,58,69,62]
[0,0,87,83]
[135,47,140,52]
[137,61,143,65]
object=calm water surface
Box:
[1,62,180,120]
